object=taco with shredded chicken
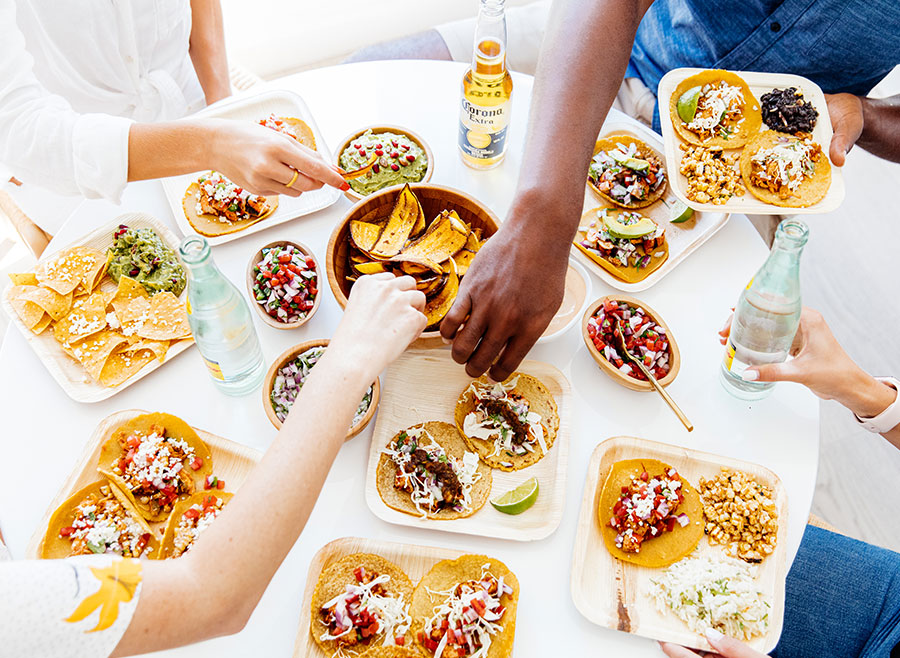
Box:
[454,373,559,471]
[670,70,761,148]
[97,412,213,522]
[182,171,278,237]
[376,421,492,520]
[740,131,831,207]
[159,491,232,559]
[310,553,414,657]
[411,555,518,658]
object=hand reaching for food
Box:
[659,628,768,658]
[330,273,427,382]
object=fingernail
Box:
[441,337,451,345]
[486,374,499,384]
[340,181,350,191]
[742,370,759,381]
[705,627,724,643]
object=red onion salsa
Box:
[587,300,671,381]
[252,244,317,323]
[270,347,373,424]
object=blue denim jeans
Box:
[772,525,900,658]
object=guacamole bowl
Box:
[334,125,434,202]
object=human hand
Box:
[659,628,767,658]
[825,93,864,167]
[330,273,427,381]
[439,220,568,380]
[204,119,348,197]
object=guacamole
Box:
[107,225,186,296]
[339,129,427,196]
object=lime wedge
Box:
[491,477,539,515]
[670,200,694,224]
[676,86,702,124]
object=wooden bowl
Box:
[581,294,681,392]
[246,240,321,330]
[262,339,381,438]
[326,183,501,348]
[333,125,434,203]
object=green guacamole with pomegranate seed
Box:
[339,129,427,196]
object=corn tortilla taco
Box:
[259,114,317,150]
[159,490,232,559]
[588,134,667,209]
[310,553,414,657]
[454,373,559,471]
[575,206,669,284]
[411,555,518,658]
[670,70,761,148]
[740,131,831,208]
[41,480,160,559]
[97,412,213,523]
[182,171,278,238]
[376,421,492,520]
[598,458,704,568]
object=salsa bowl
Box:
[246,240,321,330]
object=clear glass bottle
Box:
[721,219,809,400]
[458,0,513,170]
[179,236,265,396]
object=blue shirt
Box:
[626,0,900,131]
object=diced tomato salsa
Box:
[586,300,671,381]
[252,244,317,324]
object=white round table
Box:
[0,61,819,657]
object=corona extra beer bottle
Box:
[458,0,513,169]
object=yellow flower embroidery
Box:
[65,559,143,632]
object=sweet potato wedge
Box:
[370,184,423,258]
[423,258,458,328]
[401,210,469,264]
[349,220,383,252]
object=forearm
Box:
[114,351,371,655]
[512,0,646,242]
[127,120,215,182]
[189,0,231,105]
[834,369,900,449]
[858,95,900,163]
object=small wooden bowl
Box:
[581,294,681,392]
[246,240,321,330]
[326,183,501,349]
[262,339,381,439]
[333,125,434,203]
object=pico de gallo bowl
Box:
[246,240,320,329]
[581,295,681,391]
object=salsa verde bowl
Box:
[263,339,380,438]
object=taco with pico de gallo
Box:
[310,553,414,657]
[97,412,213,523]
[182,171,278,237]
[575,205,669,284]
[454,373,559,472]
[376,421,492,520]
[740,131,831,207]
[40,480,160,559]
[159,491,232,559]
[258,113,317,150]
[588,134,667,209]
[411,555,519,658]
[670,69,761,148]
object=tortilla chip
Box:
[598,458,704,567]
[588,135,669,209]
[36,246,105,295]
[8,272,37,286]
[740,131,832,208]
[122,338,170,363]
[454,373,560,471]
[111,275,150,305]
[99,348,156,386]
[376,421,493,520]
[138,292,191,340]
[69,330,129,381]
[19,286,73,321]
[669,69,761,148]
[31,313,53,335]
[310,553,414,656]
[53,292,112,346]
[113,296,151,337]
[7,285,47,329]
[411,555,518,658]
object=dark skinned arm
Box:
[826,93,900,165]
[441,0,654,380]
[189,0,231,105]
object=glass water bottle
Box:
[179,236,265,395]
[721,219,809,400]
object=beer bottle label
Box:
[458,98,510,160]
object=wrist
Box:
[839,369,897,418]
[505,187,581,256]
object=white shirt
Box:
[0,0,205,204]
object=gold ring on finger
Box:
[286,170,299,189]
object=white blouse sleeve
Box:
[0,0,134,201]
[0,555,143,658]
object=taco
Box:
[454,373,559,471]
[575,206,669,284]
[97,412,214,522]
[310,553,414,657]
[376,421,492,520]
[41,480,160,559]
[259,114,317,150]
[159,490,232,559]
[411,555,518,658]
[740,131,831,207]
[588,135,667,209]
[598,458,704,568]
[670,70,761,148]
[182,171,278,238]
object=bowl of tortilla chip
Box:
[326,183,500,348]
